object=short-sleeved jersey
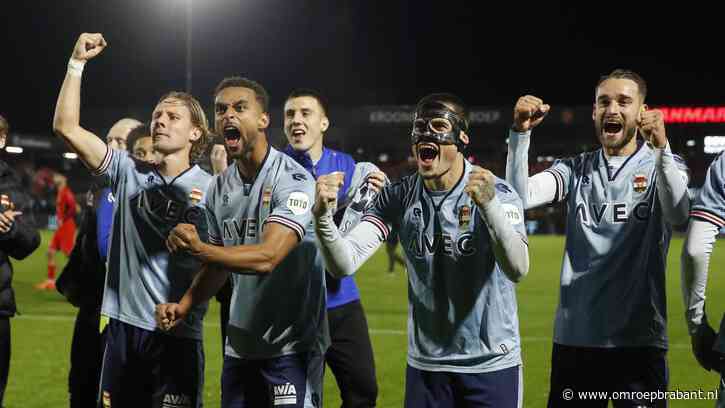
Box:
[56,186,77,225]
[95,148,213,340]
[689,152,725,352]
[205,147,325,359]
[363,159,526,373]
[544,142,689,348]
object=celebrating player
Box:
[506,69,690,407]
[314,93,529,407]
[156,77,326,408]
[53,33,213,407]
[681,151,725,407]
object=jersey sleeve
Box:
[91,148,134,193]
[266,170,316,242]
[204,177,223,246]
[543,157,575,204]
[361,180,403,240]
[691,152,725,228]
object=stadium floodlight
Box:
[4,146,23,154]
[704,136,725,154]
[63,152,79,159]
[686,139,696,147]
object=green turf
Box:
[4,231,724,407]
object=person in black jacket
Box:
[0,114,42,406]
[56,117,141,408]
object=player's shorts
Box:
[404,364,522,408]
[97,319,204,408]
[547,343,668,408]
[221,352,311,408]
[50,220,77,255]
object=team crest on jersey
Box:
[262,187,272,208]
[146,175,155,185]
[458,205,471,229]
[222,193,230,206]
[189,188,203,204]
[633,174,648,193]
[102,391,111,408]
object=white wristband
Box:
[67,58,86,77]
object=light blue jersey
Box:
[205,147,325,359]
[365,159,526,373]
[544,141,689,348]
[690,151,725,353]
[95,148,213,340]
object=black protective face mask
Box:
[410,106,468,151]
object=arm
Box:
[53,33,109,172]
[167,221,302,274]
[466,166,529,282]
[479,197,529,282]
[0,210,40,260]
[654,144,690,226]
[315,213,385,278]
[156,264,229,330]
[506,130,560,209]
[681,219,718,333]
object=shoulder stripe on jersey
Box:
[208,234,223,245]
[265,215,305,241]
[543,168,564,202]
[91,146,112,177]
[690,210,725,228]
[361,214,389,240]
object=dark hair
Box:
[596,69,648,101]
[416,93,469,129]
[156,91,211,163]
[126,123,151,153]
[285,88,329,116]
[0,114,8,134]
[214,76,270,113]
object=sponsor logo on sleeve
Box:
[286,192,310,215]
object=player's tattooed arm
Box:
[53,33,110,172]
[156,264,229,331]
[468,168,529,282]
[167,222,300,274]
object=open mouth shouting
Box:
[602,118,623,139]
[289,127,306,144]
[223,125,242,149]
[417,143,439,167]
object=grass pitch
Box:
[3,232,724,407]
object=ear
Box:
[0,135,6,149]
[259,113,270,130]
[460,131,470,146]
[189,127,202,142]
[591,103,596,122]
[411,144,417,157]
[321,117,329,132]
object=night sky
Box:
[1,1,723,133]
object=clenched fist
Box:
[72,33,107,61]
[464,166,496,207]
[313,172,345,218]
[513,95,550,132]
[156,302,188,331]
[638,109,667,148]
[210,144,228,175]
[166,223,203,255]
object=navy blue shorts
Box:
[404,364,522,408]
[547,343,668,408]
[221,352,310,408]
[97,319,204,408]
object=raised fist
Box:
[72,33,107,61]
[513,95,550,132]
[464,166,496,207]
[638,109,667,148]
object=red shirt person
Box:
[36,172,77,290]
